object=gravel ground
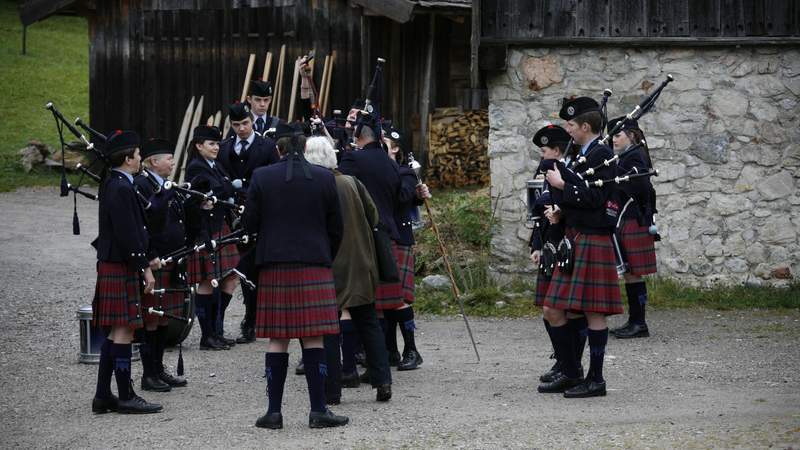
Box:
[1,187,799,449]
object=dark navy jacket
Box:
[217,132,280,194]
[615,145,656,224]
[134,168,186,255]
[96,170,151,270]
[185,157,236,243]
[395,166,423,246]
[338,141,401,242]
[244,158,343,267]
[558,138,617,234]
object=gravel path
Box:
[1,187,798,449]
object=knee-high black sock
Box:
[302,348,327,413]
[568,316,588,369]
[195,294,212,339]
[587,328,609,382]
[111,343,133,401]
[340,319,357,374]
[549,324,579,378]
[393,307,418,354]
[155,326,169,374]
[218,292,233,335]
[142,329,161,377]
[265,352,289,414]
[323,334,341,400]
[95,338,114,399]
[543,318,555,356]
[384,313,399,354]
[625,282,645,324]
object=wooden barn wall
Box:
[88,0,364,143]
[481,0,800,40]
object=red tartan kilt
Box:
[255,264,340,339]
[374,242,406,310]
[397,244,416,304]
[621,218,657,276]
[534,273,550,307]
[92,262,143,329]
[543,230,623,315]
[142,263,186,326]
[186,225,240,285]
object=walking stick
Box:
[409,154,480,362]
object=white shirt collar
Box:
[112,168,133,184]
[148,169,165,186]
[580,135,601,155]
[205,158,215,169]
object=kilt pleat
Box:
[534,272,550,307]
[397,244,416,304]
[142,263,186,325]
[621,218,657,276]
[186,223,240,285]
[374,242,406,310]
[543,230,623,315]
[93,262,143,329]
[255,264,340,339]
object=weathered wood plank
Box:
[576,0,609,37]
[765,0,794,35]
[609,0,646,36]
[721,0,746,36]
[512,0,544,39]
[742,0,767,35]
[647,0,689,36]
[690,0,721,37]
[481,0,498,38]
[544,0,576,37]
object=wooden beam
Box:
[419,14,436,170]
[470,0,480,89]
[352,0,415,24]
[479,36,800,47]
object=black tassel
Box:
[60,172,69,197]
[177,342,184,376]
[72,194,80,235]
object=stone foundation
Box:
[488,46,800,286]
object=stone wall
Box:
[488,46,800,286]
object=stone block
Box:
[519,55,563,92]
[761,217,797,245]
[708,193,753,216]
[756,171,795,200]
[724,257,748,273]
[690,134,731,165]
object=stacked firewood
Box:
[426,108,489,188]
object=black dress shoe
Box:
[564,379,607,398]
[537,373,584,393]
[142,375,172,392]
[236,328,256,344]
[200,336,228,350]
[610,321,631,335]
[117,396,163,414]
[159,371,187,387]
[388,351,401,367]
[309,408,349,428]
[376,384,392,402]
[397,350,422,371]
[92,395,119,414]
[539,360,562,383]
[614,322,650,339]
[295,359,305,375]
[255,412,283,429]
[217,334,237,346]
[341,371,360,388]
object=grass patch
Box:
[0,2,89,192]
[647,277,800,310]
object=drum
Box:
[77,305,140,364]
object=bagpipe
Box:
[45,103,155,233]
[159,228,254,266]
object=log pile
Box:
[426,108,489,188]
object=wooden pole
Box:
[206,114,214,126]
[287,56,302,122]
[213,110,222,127]
[179,95,204,184]
[262,51,273,82]
[171,96,195,180]
[322,51,336,117]
[240,53,256,102]
[272,45,287,117]
[419,14,436,170]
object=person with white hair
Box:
[304,136,393,403]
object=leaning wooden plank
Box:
[240,53,256,102]
[213,110,222,127]
[170,96,195,180]
[272,45,287,118]
[287,56,302,122]
[262,51,273,82]
[179,95,204,184]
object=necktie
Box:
[255,117,265,133]
[239,140,249,154]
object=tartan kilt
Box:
[534,273,550,307]
[374,242,406,310]
[397,244,416,304]
[92,262,143,329]
[621,218,658,276]
[186,224,240,285]
[142,263,185,326]
[543,230,623,315]
[255,263,340,339]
